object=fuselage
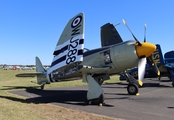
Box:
[55,40,139,80]
[82,40,138,72]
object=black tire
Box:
[158,77,161,81]
[95,78,104,86]
[127,83,139,95]
[98,80,104,85]
[88,93,104,105]
[41,84,45,90]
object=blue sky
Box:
[1,0,174,65]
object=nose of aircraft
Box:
[135,42,156,58]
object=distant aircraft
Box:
[120,44,174,86]
[16,13,156,105]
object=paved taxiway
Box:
[9,78,174,120]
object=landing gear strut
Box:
[123,72,140,95]
[85,74,105,106]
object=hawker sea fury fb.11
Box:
[16,13,156,105]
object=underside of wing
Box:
[15,72,44,77]
[82,65,112,73]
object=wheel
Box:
[95,78,104,85]
[88,93,104,105]
[41,84,45,90]
[98,80,104,85]
[127,83,139,95]
[158,77,161,81]
[172,83,174,87]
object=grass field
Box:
[0,69,120,120]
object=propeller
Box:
[147,55,160,76]
[114,23,121,26]
[122,19,142,46]
[144,24,147,42]
[143,23,160,76]
[138,57,146,86]
[122,19,157,86]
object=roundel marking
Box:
[71,16,82,28]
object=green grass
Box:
[0,69,120,120]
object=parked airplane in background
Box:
[120,44,174,86]
[16,12,156,105]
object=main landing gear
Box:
[123,72,140,95]
[88,93,104,106]
[85,74,105,106]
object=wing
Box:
[56,13,84,46]
[100,23,123,47]
[48,13,84,74]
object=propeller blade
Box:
[122,19,142,46]
[114,23,120,26]
[138,57,147,86]
[147,55,160,76]
[144,24,147,42]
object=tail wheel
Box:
[127,83,139,95]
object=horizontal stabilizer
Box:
[15,72,43,77]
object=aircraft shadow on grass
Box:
[1,86,39,90]
[1,80,171,107]
[0,87,114,107]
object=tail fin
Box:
[151,44,165,66]
[35,56,49,85]
[36,56,46,73]
[164,51,174,63]
[100,23,123,47]
[49,13,84,74]
[15,56,50,89]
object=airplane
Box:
[119,44,174,87]
[16,12,157,105]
